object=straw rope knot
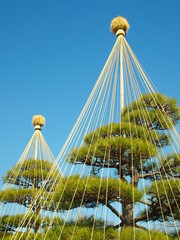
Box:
[110,16,129,37]
[32,114,45,130]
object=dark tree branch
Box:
[135,212,154,223]
[139,171,160,179]
[135,224,148,231]
[135,215,148,223]
[106,202,124,222]
[2,223,17,233]
[114,222,122,228]
[139,200,152,207]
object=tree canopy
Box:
[0,93,179,239]
[64,93,180,232]
[0,159,61,237]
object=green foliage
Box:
[159,153,180,177]
[145,179,180,221]
[67,94,179,178]
[122,93,180,130]
[0,214,58,230]
[68,129,157,171]
[66,93,180,230]
[68,92,179,173]
[44,226,119,240]
[0,159,61,234]
[2,232,35,240]
[149,178,180,198]
[3,159,60,188]
[0,160,60,210]
[119,227,178,240]
[0,188,38,206]
[12,226,178,240]
[84,122,169,148]
[53,176,143,210]
[1,93,179,236]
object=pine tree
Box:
[0,93,179,239]
[55,93,180,234]
[0,159,60,237]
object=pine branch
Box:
[135,212,154,223]
[106,202,124,221]
[139,200,152,207]
[135,215,148,223]
[139,171,160,179]
[113,222,122,228]
[135,224,148,231]
[2,223,17,233]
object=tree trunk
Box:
[34,197,41,233]
[122,203,133,226]
[121,166,139,227]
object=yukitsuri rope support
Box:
[111,16,130,114]
[32,114,45,159]
[6,15,180,240]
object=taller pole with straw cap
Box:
[32,114,45,159]
[110,16,130,116]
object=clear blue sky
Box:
[0,0,180,179]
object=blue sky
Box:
[0,0,180,178]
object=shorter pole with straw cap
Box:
[32,114,45,160]
[32,114,45,131]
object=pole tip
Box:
[32,115,45,130]
[110,16,130,37]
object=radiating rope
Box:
[4,28,179,240]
